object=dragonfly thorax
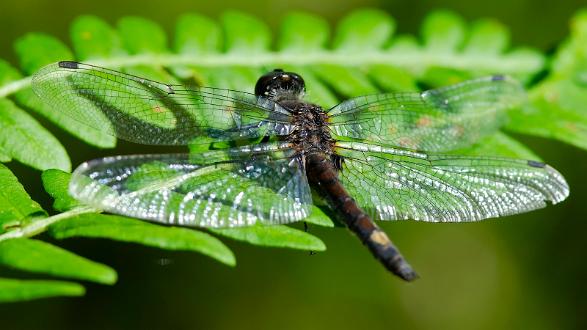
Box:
[255,69,333,155]
[282,100,335,156]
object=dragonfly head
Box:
[255,69,306,100]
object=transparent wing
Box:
[32,61,294,145]
[70,144,312,227]
[328,76,526,152]
[335,142,569,222]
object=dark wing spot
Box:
[527,160,546,168]
[491,74,506,81]
[58,61,80,69]
[166,84,175,94]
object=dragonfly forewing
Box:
[32,61,294,145]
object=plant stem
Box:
[0,51,542,98]
[0,77,31,98]
[0,206,98,242]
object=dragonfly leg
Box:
[303,222,317,255]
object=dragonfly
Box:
[32,61,569,281]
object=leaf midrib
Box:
[0,51,541,98]
[0,206,97,242]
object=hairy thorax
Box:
[280,100,335,157]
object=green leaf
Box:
[463,19,510,55]
[506,9,587,150]
[42,169,81,212]
[0,238,116,284]
[0,98,70,171]
[389,34,420,52]
[211,225,326,251]
[456,132,540,160]
[304,206,335,228]
[0,59,22,85]
[171,14,222,85]
[174,14,221,55]
[368,64,419,92]
[0,278,84,302]
[221,11,271,54]
[551,9,587,76]
[277,12,330,52]
[0,164,45,232]
[117,17,168,54]
[316,10,396,98]
[1,57,82,168]
[14,33,73,75]
[312,64,379,97]
[421,10,466,53]
[0,147,10,162]
[49,214,236,266]
[276,12,338,106]
[333,10,417,93]
[215,11,268,91]
[333,9,395,51]
[71,15,126,60]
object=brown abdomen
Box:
[305,152,418,281]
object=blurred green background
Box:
[1,0,586,329]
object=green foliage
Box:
[0,168,328,301]
[505,9,587,149]
[42,169,82,212]
[212,225,326,251]
[0,238,116,284]
[0,278,84,303]
[0,8,585,302]
[49,214,237,266]
[0,164,45,233]
[0,99,70,171]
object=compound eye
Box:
[254,74,276,96]
[254,70,305,97]
[290,74,305,88]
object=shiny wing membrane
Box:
[336,142,569,222]
[32,61,293,145]
[328,76,526,152]
[70,143,312,227]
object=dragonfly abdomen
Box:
[305,152,418,281]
